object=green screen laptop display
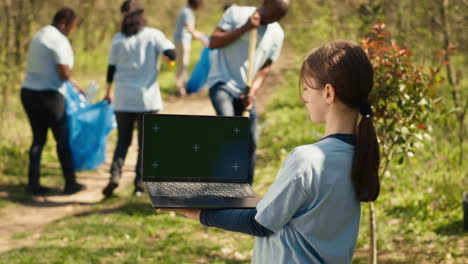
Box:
[143,114,249,181]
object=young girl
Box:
[163,40,380,264]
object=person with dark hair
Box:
[102,0,176,198]
[162,40,381,263]
[206,0,290,185]
[21,7,86,195]
[119,0,146,36]
[174,0,207,97]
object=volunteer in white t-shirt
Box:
[206,0,288,184]
[173,0,207,96]
[21,7,86,195]
[102,0,176,198]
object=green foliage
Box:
[282,1,362,55]
[362,23,442,171]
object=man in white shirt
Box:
[206,0,290,183]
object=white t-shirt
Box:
[109,27,175,112]
[253,138,361,264]
[174,5,195,43]
[23,25,74,94]
[206,6,284,96]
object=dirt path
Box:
[0,50,294,253]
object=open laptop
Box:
[142,114,260,208]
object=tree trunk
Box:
[459,101,467,166]
[369,202,377,264]
[14,0,24,65]
[1,0,13,117]
[440,0,465,165]
[3,0,12,58]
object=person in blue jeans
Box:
[102,0,176,198]
[162,41,381,263]
[206,0,289,184]
[21,7,86,195]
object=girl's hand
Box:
[103,89,113,103]
[104,84,113,103]
[193,31,204,41]
[200,35,210,47]
[103,93,113,103]
[159,209,201,221]
[75,86,86,95]
[70,79,85,94]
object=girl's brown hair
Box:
[120,0,146,37]
[300,40,380,202]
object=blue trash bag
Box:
[186,47,211,94]
[65,82,116,171]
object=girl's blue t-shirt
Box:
[253,137,360,264]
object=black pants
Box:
[20,89,77,188]
[109,111,154,188]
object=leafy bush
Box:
[362,23,443,172]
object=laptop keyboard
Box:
[145,182,255,198]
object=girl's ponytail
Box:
[300,41,381,202]
[352,103,380,202]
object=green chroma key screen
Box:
[143,114,249,180]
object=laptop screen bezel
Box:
[141,114,250,183]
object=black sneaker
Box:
[102,182,118,198]
[26,185,52,195]
[133,185,145,197]
[64,183,86,195]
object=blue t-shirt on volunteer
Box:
[23,25,74,95]
[108,27,175,112]
[251,137,361,264]
[174,5,195,43]
[205,6,284,97]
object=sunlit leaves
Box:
[362,23,442,175]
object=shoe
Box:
[102,182,118,198]
[63,183,86,195]
[133,185,145,197]
[26,185,52,195]
[176,88,187,97]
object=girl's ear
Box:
[323,83,336,105]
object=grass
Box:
[2,196,254,264]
